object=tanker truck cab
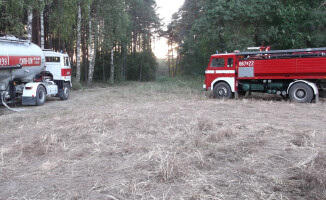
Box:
[21,51,72,106]
[204,53,237,99]
[43,50,72,100]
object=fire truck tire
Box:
[60,83,70,100]
[36,85,46,106]
[289,83,314,103]
[213,82,232,99]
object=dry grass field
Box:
[0,79,325,199]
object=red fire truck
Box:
[203,47,326,103]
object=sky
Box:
[153,0,185,58]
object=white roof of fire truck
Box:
[43,49,68,57]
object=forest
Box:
[0,0,160,85]
[166,0,326,75]
[1,0,326,82]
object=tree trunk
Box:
[32,10,40,46]
[76,2,82,83]
[102,54,105,84]
[168,41,171,76]
[121,43,127,81]
[27,6,33,43]
[87,3,99,86]
[110,47,114,84]
[172,44,175,77]
[139,52,144,81]
[87,4,93,85]
[81,17,87,83]
[124,44,127,81]
[132,32,137,53]
[40,9,44,49]
[89,33,98,85]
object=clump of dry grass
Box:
[197,119,213,132]
[291,131,312,147]
[276,151,326,199]
[156,151,185,183]
[206,128,234,143]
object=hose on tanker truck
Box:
[1,92,25,112]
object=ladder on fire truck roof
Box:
[237,47,326,56]
[237,47,326,60]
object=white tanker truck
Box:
[0,36,71,108]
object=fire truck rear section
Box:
[204,47,326,103]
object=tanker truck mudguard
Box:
[0,35,72,108]
[203,46,326,103]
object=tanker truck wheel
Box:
[289,83,313,103]
[36,85,46,106]
[60,83,70,100]
[213,82,232,99]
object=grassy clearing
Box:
[0,78,325,199]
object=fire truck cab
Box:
[204,47,326,103]
[204,53,237,99]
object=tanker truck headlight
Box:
[2,91,10,100]
[0,83,6,91]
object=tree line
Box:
[166,0,326,75]
[0,0,160,84]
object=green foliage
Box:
[71,80,84,90]
[0,0,25,36]
[168,0,326,75]
[0,0,160,83]
[132,75,205,96]
[49,0,78,49]
[127,49,157,81]
[99,0,130,50]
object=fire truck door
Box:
[213,57,235,75]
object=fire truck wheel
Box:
[36,85,46,106]
[60,83,70,100]
[213,82,232,99]
[289,83,313,103]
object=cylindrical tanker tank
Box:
[0,36,45,90]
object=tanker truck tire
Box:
[36,85,46,106]
[60,83,69,100]
[289,83,313,103]
[213,82,232,99]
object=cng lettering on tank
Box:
[18,56,42,66]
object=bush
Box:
[71,80,84,91]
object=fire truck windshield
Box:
[210,58,224,67]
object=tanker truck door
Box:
[45,56,61,79]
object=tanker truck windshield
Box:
[46,57,60,62]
